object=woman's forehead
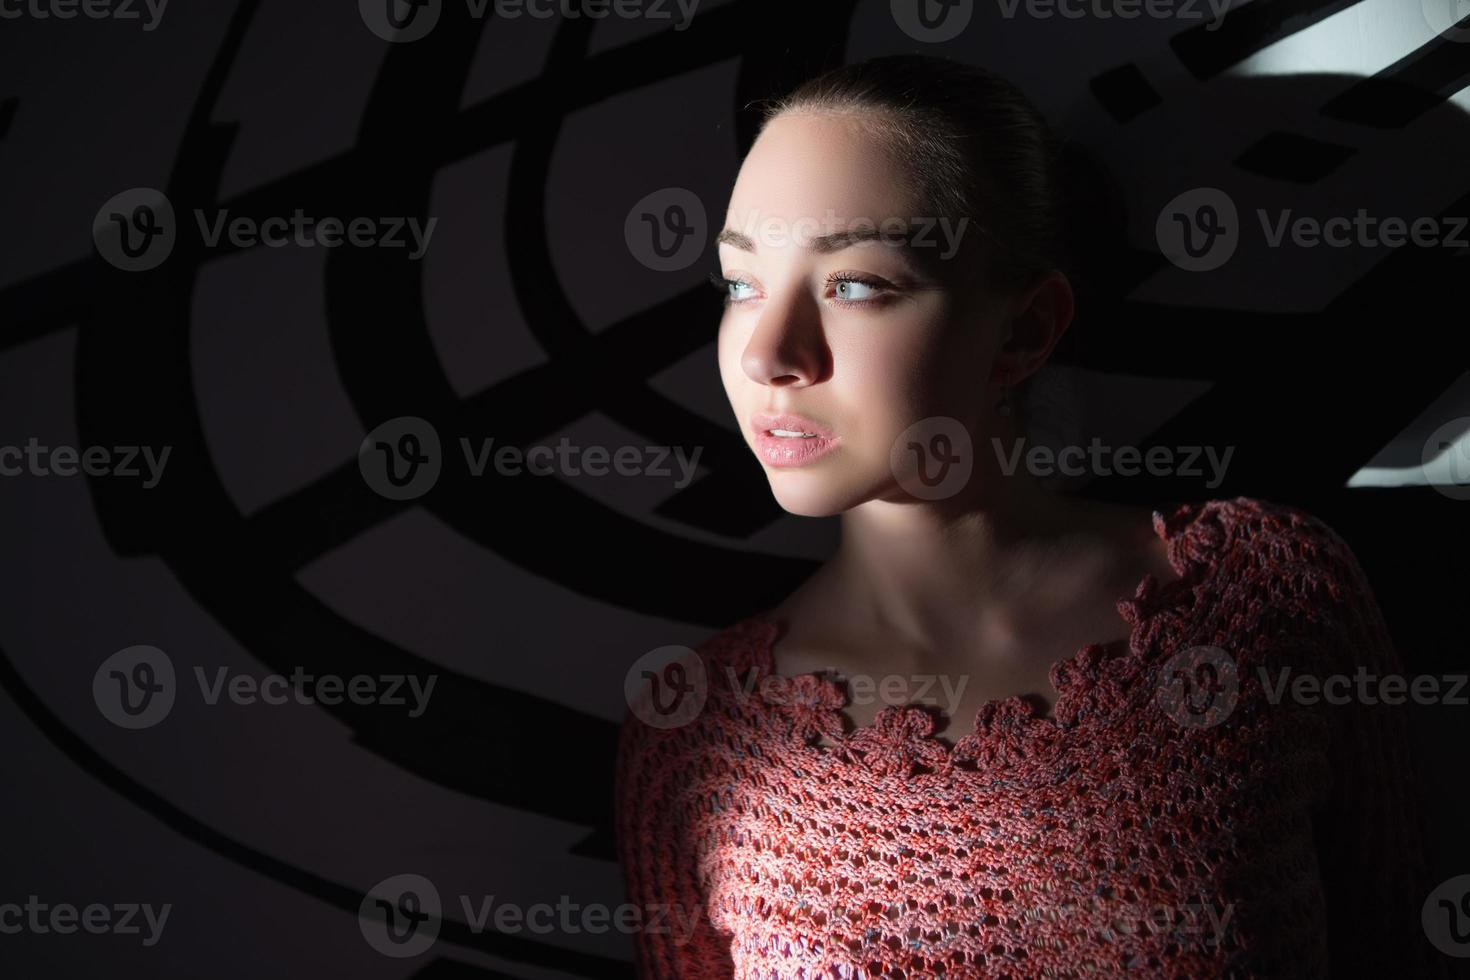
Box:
[725,112,924,231]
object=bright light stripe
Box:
[1347,371,1470,487]
[1231,0,1445,79]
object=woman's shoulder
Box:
[1160,494,1369,584]
[1164,495,1391,667]
[692,614,783,670]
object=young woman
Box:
[616,55,1440,978]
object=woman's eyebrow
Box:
[715,225,931,255]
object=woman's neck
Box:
[814,485,1162,673]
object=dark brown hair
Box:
[760,54,1117,288]
[758,54,1118,430]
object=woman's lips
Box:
[754,430,839,467]
[750,413,839,468]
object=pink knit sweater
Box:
[615,497,1443,978]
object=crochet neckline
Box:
[722,498,1235,773]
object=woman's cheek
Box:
[716,324,745,397]
[831,329,930,412]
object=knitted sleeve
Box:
[614,703,735,980]
[1293,513,1447,977]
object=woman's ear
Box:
[988,269,1075,385]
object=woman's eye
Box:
[832,278,877,302]
[708,272,758,304]
[708,271,890,307]
[826,274,888,305]
[728,279,757,302]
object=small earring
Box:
[996,370,1012,417]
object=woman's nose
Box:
[740,290,827,388]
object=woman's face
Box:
[717,110,1010,517]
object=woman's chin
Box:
[765,470,869,518]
